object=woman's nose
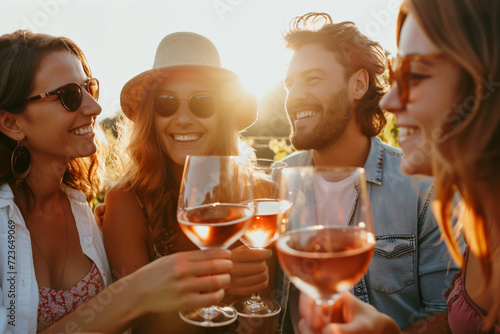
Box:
[380,85,404,114]
[173,100,194,124]
[80,90,102,116]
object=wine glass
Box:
[276,167,375,321]
[177,155,255,327]
[231,159,290,318]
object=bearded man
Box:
[277,12,461,333]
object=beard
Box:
[289,88,353,151]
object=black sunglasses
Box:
[153,93,217,118]
[25,78,99,111]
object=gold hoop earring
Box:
[11,141,31,186]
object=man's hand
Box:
[298,292,400,334]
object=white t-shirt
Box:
[313,174,357,226]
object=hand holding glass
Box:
[277,167,375,322]
[177,155,255,327]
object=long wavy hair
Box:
[0,30,106,213]
[115,74,242,252]
[283,12,388,137]
[400,0,500,329]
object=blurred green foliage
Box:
[268,138,294,161]
[378,114,399,148]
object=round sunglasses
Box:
[153,93,217,118]
[25,78,99,111]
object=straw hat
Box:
[120,32,257,131]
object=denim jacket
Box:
[277,137,460,331]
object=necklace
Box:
[28,195,70,291]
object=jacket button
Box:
[356,287,362,293]
[84,236,92,245]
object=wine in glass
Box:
[177,155,255,327]
[231,159,290,318]
[276,167,375,319]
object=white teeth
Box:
[70,125,93,135]
[398,127,419,137]
[296,111,317,120]
[174,135,199,142]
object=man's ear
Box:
[0,110,25,142]
[349,69,369,101]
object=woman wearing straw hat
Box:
[102,32,273,332]
[0,30,235,334]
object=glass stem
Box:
[198,306,217,322]
[250,291,262,303]
[317,293,344,326]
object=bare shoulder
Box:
[104,185,145,221]
[105,184,139,208]
[102,184,152,277]
[103,184,148,234]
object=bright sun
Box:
[218,35,293,103]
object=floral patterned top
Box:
[37,262,105,331]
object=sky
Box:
[0,0,402,120]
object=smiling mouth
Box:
[70,125,93,136]
[398,127,420,137]
[173,134,200,142]
[296,111,318,120]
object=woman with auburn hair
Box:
[298,0,500,333]
[0,30,234,334]
[102,32,273,332]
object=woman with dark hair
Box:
[102,32,273,332]
[0,30,234,333]
[298,0,500,333]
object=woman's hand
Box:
[228,245,272,296]
[298,292,400,334]
[131,248,233,313]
